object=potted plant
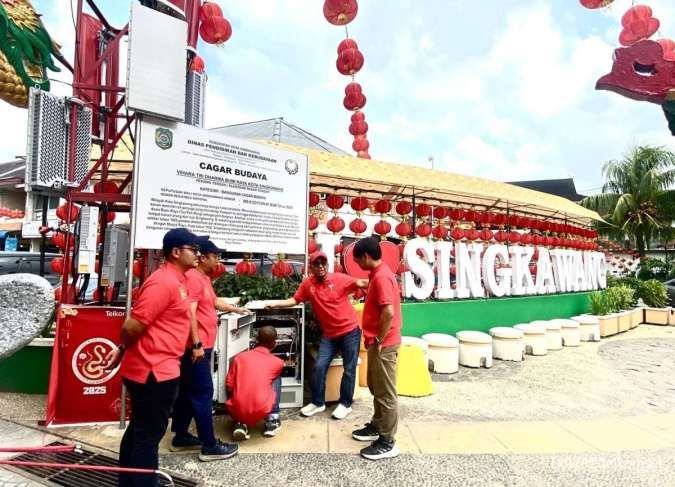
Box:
[615,285,635,332]
[639,279,670,325]
[589,291,618,338]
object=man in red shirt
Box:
[171,239,247,461]
[104,228,239,487]
[268,251,367,420]
[350,237,402,460]
[226,326,284,439]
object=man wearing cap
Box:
[170,239,245,461]
[267,251,368,420]
[105,228,239,486]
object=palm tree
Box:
[582,146,675,257]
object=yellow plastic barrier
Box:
[396,344,433,397]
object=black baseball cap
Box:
[199,238,225,255]
[162,228,205,252]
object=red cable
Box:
[0,460,158,475]
[0,445,76,453]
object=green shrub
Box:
[637,257,672,282]
[589,291,607,316]
[606,275,641,290]
[638,279,668,308]
[603,287,622,313]
[212,273,301,305]
[614,285,636,309]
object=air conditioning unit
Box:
[185,69,206,127]
[25,88,92,191]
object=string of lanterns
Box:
[323,0,371,159]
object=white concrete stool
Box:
[514,323,547,356]
[402,336,429,366]
[489,327,524,361]
[456,331,492,368]
[571,315,600,342]
[553,319,581,347]
[542,320,563,351]
[422,333,459,374]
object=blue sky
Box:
[2,0,675,194]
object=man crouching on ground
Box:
[226,326,283,439]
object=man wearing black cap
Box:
[104,228,238,486]
[170,239,245,461]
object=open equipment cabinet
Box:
[214,301,305,409]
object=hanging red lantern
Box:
[579,0,614,9]
[338,38,358,53]
[327,216,346,234]
[326,194,345,211]
[432,225,448,240]
[416,222,432,238]
[200,1,223,19]
[508,232,521,245]
[619,5,659,46]
[349,118,369,136]
[133,259,143,278]
[235,256,257,276]
[520,233,533,246]
[657,39,675,61]
[190,55,205,73]
[56,204,79,223]
[395,221,412,238]
[308,239,319,254]
[351,110,365,122]
[309,191,320,207]
[449,208,465,221]
[374,199,392,214]
[337,47,364,76]
[199,14,232,45]
[105,211,116,223]
[494,230,508,243]
[433,207,448,220]
[494,213,507,227]
[93,181,118,193]
[352,136,370,152]
[272,257,294,278]
[50,232,67,250]
[349,218,367,235]
[50,256,64,274]
[479,228,493,242]
[335,242,344,255]
[415,203,432,219]
[323,0,358,26]
[465,228,479,241]
[212,262,226,279]
[374,220,391,236]
[343,88,366,111]
[450,227,465,240]
[308,215,319,231]
[350,196,370,213]
[464,210,480,224]
[479,212,495,228]
[395,201,413,216]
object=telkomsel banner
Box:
[134,116,309,254]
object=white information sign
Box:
[134,117,309,254]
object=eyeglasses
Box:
[179,245,200,254]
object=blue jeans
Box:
[311,327,361,407]
[171,348,216,448]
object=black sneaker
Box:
[169,433,202,452]
[198,440,239,462]
[360,437,400,460]
[232,423,250,441]
[352,422,380,442]
[263,418,281,437]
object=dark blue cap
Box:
[162,228,204,252]
[199,239,225,255]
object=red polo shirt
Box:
[362,263,402,348]
[293,273,359,338]
[226,346,283,426]
[186,268,218,349]
[121,262,191,384]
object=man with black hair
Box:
[350,236,402,460]
[226,326,284,439]
[170,239,245,461]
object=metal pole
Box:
[39,195,48,276]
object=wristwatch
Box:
[192,341,203,350]
[374,336,382,345]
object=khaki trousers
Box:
[366,344,399,441]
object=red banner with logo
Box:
[45,306,130,426]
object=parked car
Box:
[665,278,675,306]
[0,251,62,286]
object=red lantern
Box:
[350,196,369,213]
[450,227,465,240]
[465,229,479,241]
[211,262,226,279]
[415,203,432,219]
[395,221,412,238]
[508,232,521,245]
[352,137,370,152]
[308,215,319,231]
[494,230,508,243]
[349,218,367,235]
[323,0,358,26]
[416,223,432,238]
[338,38,358,53]
[50,256,64,274]
[235,258,257,276]
[50,232,67,250]
[190,55,205,73]
[494,213,507,227]
[326,194,345,210]
[351,110,365,122]
[105,211,116,223]
[93,181,118,193]
[374,220,391,236]
[479,212,495,228]
[349,119,369,136]
[132,259,143,278]
[309,192,320,207]
[579,0,614,9]
[657,39,675,61]
[272,259,293,278]
[343,90,366,111]
[464,210,480,224]
[619,5,659,46]
[335,242,344,255]
[479,228,493,242]
[433,207,448,220]
[308,239,318,254]
[200,1,223,19]
[395,201,413,216]
[520,234,533,246]
[432,225,448,240]
[200,15,232,45]
[337,48,364,76]
[56,204,79,223]
[374,199,392,214]
[327,216,346,234]
[449,208,465,221]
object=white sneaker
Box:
[300,403,326,417]
[331,404,352,420]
